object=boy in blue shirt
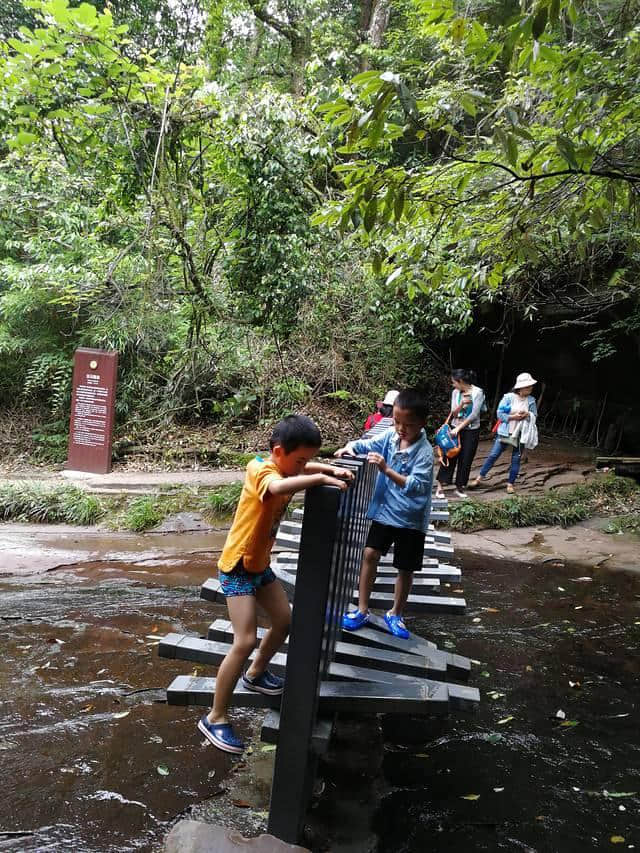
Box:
[335,388,433,639]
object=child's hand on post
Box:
[330,466,354,483]
[334,446,353,458]
[367,452,387,472]
[320,473,349,490]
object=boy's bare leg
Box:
[389,570,413,617]
[358,546,381,613]
[248,579,291,677]
[209,594,257,725]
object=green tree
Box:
[315,0,640,344]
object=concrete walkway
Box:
[0,467,244,494]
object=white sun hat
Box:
[383,389,400,405]
[514,372,537,390]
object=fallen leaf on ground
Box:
[157,765,170,776]
[493,787,504,792]
[472,617,481,623]
[261,744,276,753]
[604,791,636,798]
[560,720,579,727]
[556,709,566,720]
[460,794,480,800]
[113,711,130,719]
[232,799,251,808]
[610,837,625,844]
[150,625,159,633]
[569,681,581,688]
[484,608,500,613]
[79,704,94,713]
[497,716,514,725]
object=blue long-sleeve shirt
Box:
[347,428,433,533]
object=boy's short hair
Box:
[269,415,322,453]
[394,388,428,421]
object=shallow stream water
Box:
[1,547,639,851]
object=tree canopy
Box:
[0,0,637,453]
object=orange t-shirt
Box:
[218,458,291,574]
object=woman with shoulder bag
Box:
[435,369,485,500]
[470,372,538,494]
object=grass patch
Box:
[0,480,246,532]
[604,514,640,536]
[0,482,104,525]
[120,496,165,532]
[203,482,243,518]
[448,474,640,533]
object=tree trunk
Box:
[359,0,390,71]
[289,22,310,97]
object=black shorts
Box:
[365,521,425,573]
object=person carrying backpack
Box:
[435,369,485,500]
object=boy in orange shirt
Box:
[198,414,352,753]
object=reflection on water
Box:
[319,553,640,852]
[1,551,639,851]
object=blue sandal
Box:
[384,612,409,639]
[198,716,245,754]
[342,609,370,631]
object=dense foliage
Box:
[0,0,637,457]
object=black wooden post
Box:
[267,483,342,843]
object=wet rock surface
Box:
[164,821,309,852]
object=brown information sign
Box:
[66,348,118,474]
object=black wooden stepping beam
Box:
[201,574,466,616]
[273,552,462,581]
[261,710,333,755]
[204,619,463,681]
[275,529,454,560]
[160,633,476,710]
[167,674,453,714]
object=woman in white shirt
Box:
[470,372,538,494]
[435,369,485,500]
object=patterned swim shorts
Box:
[219,561,277,597]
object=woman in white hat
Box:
[470,372,538,494]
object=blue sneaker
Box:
[342,609,370,631]
[384,612,409,639]
[198,716,245,754]
[242,669,284,695]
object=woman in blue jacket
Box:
[470,372,537,494]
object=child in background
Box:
[335,388,433,639]
[363,389,400,433]
[198,415,353,753]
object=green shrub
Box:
[121,496,163,531]
[204,482,244,517]
[605,514,640,535]
[448,474,640,533]
[0,483,104,524]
